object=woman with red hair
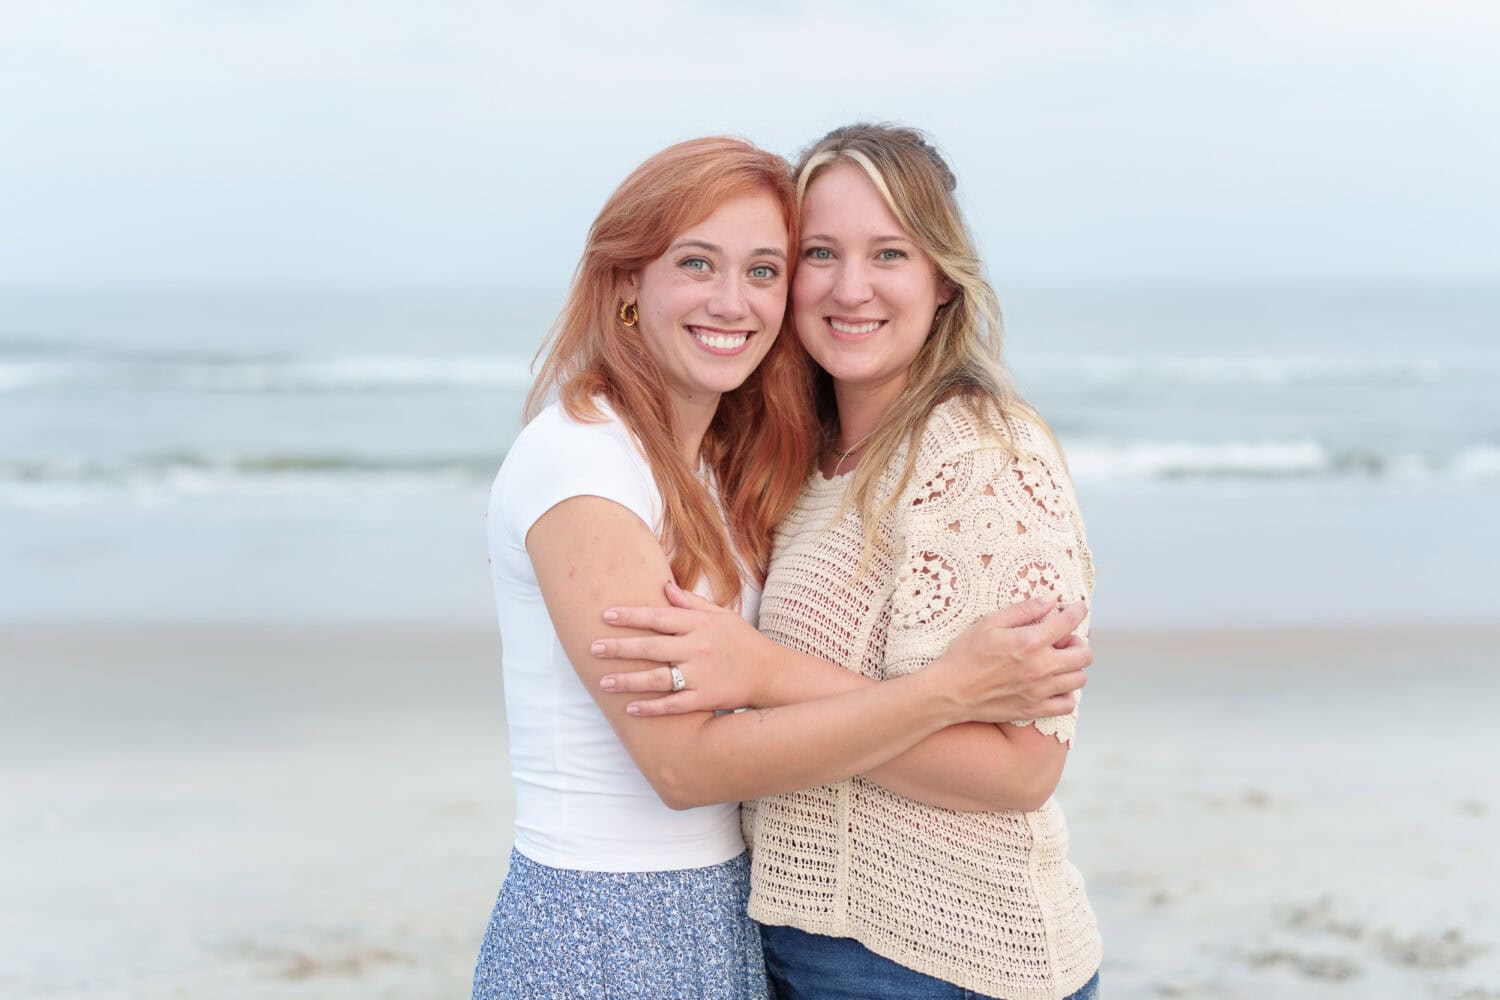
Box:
[472,136,1090,999]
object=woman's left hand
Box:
[593,581,774,716]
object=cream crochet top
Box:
[745,397,1101,999]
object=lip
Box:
[686,324,755,356]
[826,317,886,341]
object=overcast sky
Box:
[2,1,1497,289]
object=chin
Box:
[816,361,875,385]
[700,370,756,394]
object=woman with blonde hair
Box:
[595,124,1101,999]
[474,134,1092,999]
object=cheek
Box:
[640,271,694,316]
[752,287,789,329]
[794,317,823,357]
[901,273,944,314]
[791,270,828,312]
[752,324,783,362]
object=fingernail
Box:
[603,610,618,624]
[600,675,616,690]
[590,641,605,655]
[626,703,641,715]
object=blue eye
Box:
[749,264,778,280]
[681,257,710,272]
[877,248,908,262]
[804,247,833,261]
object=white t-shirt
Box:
[487,399,756,872]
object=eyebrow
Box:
[800,233,911,245]
[669,238,787,261]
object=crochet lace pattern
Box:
[745,398,1101,999]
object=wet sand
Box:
[2,625,1496,998]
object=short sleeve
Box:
[493,403,661,544]
[884,417,1093,745]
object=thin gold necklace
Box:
[831,426,878,475]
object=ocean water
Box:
[2,284,1497,628]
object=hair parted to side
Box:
[524,136,817,607]
[795,123,1051,551]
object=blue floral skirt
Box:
[472,848,769,999]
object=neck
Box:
[831,373,907,452]
[669,391,720,467]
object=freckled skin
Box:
[623,192,790,437]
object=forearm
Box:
[755,646,1062,812]
[655,667,962,809]
[862,722,1063,812]
[758,644,875,705]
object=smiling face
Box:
[623,190,789,427]
[792,162,951,414]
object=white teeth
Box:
[830,319,881,335]
[691,329,748,350]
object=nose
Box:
[707,274,749,320]
[831,259,873,307]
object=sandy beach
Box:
[3,624,1496,999]
[5,1,1500,991]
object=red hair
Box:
[524,137,816,606]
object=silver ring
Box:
[669,666,686,693]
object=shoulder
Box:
[898,397,1077,517]
[911,396,1065,470]
[492,399,660,538]
[913,395,989,461]
[511,399,641,460]
[505,399,651,479]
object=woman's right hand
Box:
[927,598,1092,724]
[591,580,778,715]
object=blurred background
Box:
[2,2,1496,998]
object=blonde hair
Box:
[795,124,1044,552]
[525,136,817,606]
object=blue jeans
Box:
[761,924,1100,1000]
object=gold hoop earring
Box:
[618,301,639,327]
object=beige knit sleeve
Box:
[884,416,1094,745]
